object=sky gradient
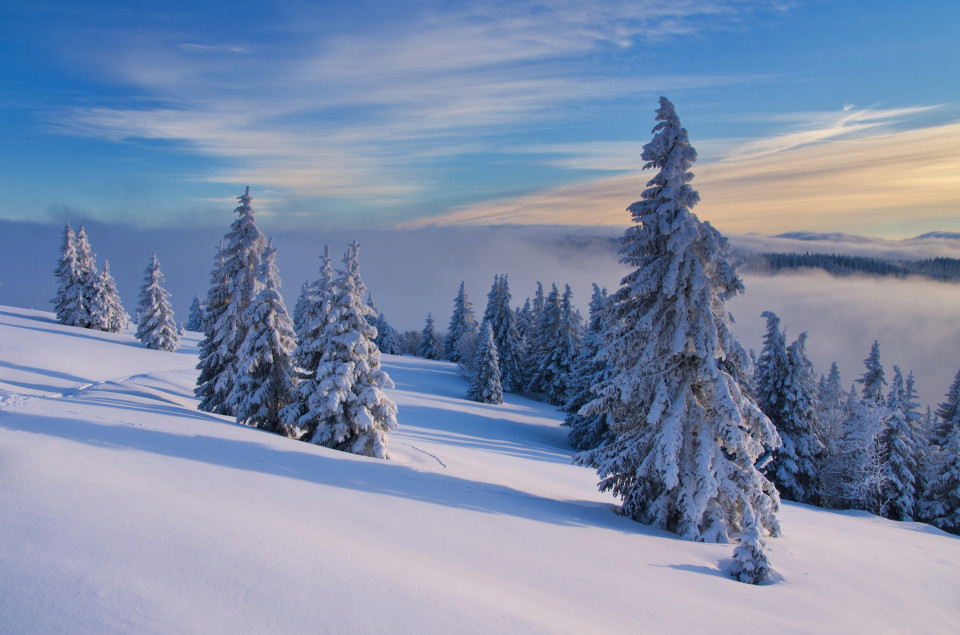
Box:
[1,0,958,237]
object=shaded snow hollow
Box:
[1,305,959,633]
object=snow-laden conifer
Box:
[186,294,205,332]
[526,283,561,395]
[194,187,267,414]
[72,226,100,329]
[934,368,960,448]
[729,507,772,585]
[467,321,503,404]
[52,223,81,325]
[540,285,582,405]
[482,275,525,392]
[922,423,960,534]
[565,284,612,450]
[374,312,403,355]
[754,311,788,419]
[292,281,311,337]
[880,367,919,520]
[297,242,398,458]
[232,241,297,434]
[444,282,478,362]
[135,253,179,352]
[762,328,823,505]
[575,97,781,542]
[417,313,443,360]
[90,260,129,333]
[858,340,886,404]
[196,247,233,414]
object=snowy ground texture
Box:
[2,305,959,634]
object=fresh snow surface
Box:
[1,305,959,634]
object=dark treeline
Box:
[738,251,960,282]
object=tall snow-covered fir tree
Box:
[295,242,398,458]
[565,283,612,451]
[755,316,823,504]
[444,282,478,362]
[417,313,443,360]
[467,321,503,404]
[534,284,581,405]
[483,275,525,392]
[135,253,179,352]
[196,246,233,414]
[72,226,100,329]
[195,187,268,414]
[526,283,561,395]
[283,245,338,435]
[232,241,297,434]
[292,281,311,337]
[373,311,403,355]
[186,294,205,332]
[880,367,919,521]
[90,260,129,334]
[575,97,781,543]
[52,222,82,325]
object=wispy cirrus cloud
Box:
[49,0,784,221]
[409,106,960,237]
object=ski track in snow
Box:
[392,440,448,470]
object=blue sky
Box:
[1,0,958,236]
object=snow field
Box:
[1,305,959,633]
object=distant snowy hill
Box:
[2,305,959,633]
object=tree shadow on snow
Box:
[2,408,634,533]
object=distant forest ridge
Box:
[736,251,960,282]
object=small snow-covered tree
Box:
[483,275,525,392]
[566,284,612,451]
[296,242,398,458]
[135,253,179,352]
[467,321,503,404]
[880,367,918,520]
[444,282,478,362]
[90,260,129,333]
[729,507,772,585]
[186,294,206,332]
[576,97,781,542]
[857,340,886,405]
[374,312,403,355]
[232,241,297,434]
[417,313,443,360]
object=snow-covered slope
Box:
[1,305,959,633]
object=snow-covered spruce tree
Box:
[526,283,561,395]
[761,327,824,505]
[922,423,960,534]
[417,313,443,360]
[879,367,918,520]
[186,294,206,332]
[934,368,960,448]
[483,275,525,392]
[575,97,781,542]
[292,281,311,337]
[835,385,887,512]
[297,242,398,458]
[90,260,129,333]
[232,241,297,434]
[196,246,233,414]
[514,297,533,348]
[283,245,337,435]
[374,312,403,355]
[467,321,503,404]
[566,283,613,451]
[195,187,268,414]
[444,282,478,362]
[135,253,179,352]
[72,226,100,329]
[729,507,772,585]
[858,340,886,405]
[52,222,81,325]
[754,311,788,420]
[541,285,582,405]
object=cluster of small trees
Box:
[754,320,960,534]
[193,188,397,458]
[52,223,178,351]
